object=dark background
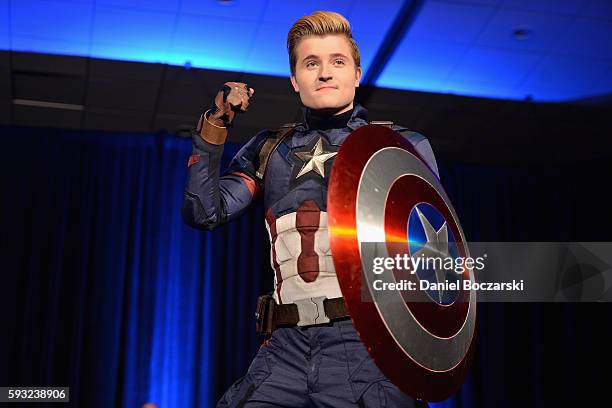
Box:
[1,50,612,407]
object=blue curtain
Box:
[0,126,270,407]
[1,125,610,408]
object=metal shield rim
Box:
[328,124,477,402]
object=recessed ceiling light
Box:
[512,27,533,41]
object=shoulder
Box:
[391,125,440,179]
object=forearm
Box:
[182,130,258,230]
[182,131,226,230]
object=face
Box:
[290,34,362,115]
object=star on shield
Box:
[294,137,337,178]
[412,206,450,303]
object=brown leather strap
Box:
[273,297,348,327]
[255,125,296,179]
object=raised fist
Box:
[207,82,255,127]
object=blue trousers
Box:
[217,318,428,407]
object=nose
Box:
[318,62,332,82]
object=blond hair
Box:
[287,11,361,75]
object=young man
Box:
[183,11,437,408]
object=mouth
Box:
[316,86,338,91]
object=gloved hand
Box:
[207,82,255,127]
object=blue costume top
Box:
[182,104,439,304]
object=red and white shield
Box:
[328,124,476,402]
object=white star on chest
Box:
[294,137,337,178]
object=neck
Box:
[305,105,354,131]
[310,102,354,118]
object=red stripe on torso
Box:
[296,200,321,283]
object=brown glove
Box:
[198,82,255,145]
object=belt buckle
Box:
[293,296,329,326]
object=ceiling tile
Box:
[97,0,180,13]
[11,0,93,42]
[408,1,497,44]
[476,8,571,52]
[594,66,612,91]
[243,24,291,76]
[0,33,8,50]
[168,15,256,71]
[517,85,596,101]
[502,0,587,15]
[382,38,467,80]
[553,17,612,60]
[376,73,449,94]
[449,46,541,86]
[351,32,387,73]
[524,54,612,90]
[181,0,267,20]
[92,5,175,49]
[439,78,524,100]
[348,0,402,36]
[12,36,89,57]
[0,1,8,35]
[581,0,612,21]
[90,42,168,64]
[261,0,353,24]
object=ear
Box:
[290,74,300,92]
[355,67,363,88]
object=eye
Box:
[306,60,318,69]
[333,59,346,66]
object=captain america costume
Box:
[182,104,437,407]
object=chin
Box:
[310,97,349,111]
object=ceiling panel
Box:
[475,8,571,52]
[516,84,596,101]
[441,78,525,100]
[381,38,467,80]
[97,0,180,13]
[502,0,587,15]
[11,36,89,57]
[449,46,541,86]
[92,5,175,51]
[11,0,93,42]
[90,42,167,65]
[181,0,268,20]
[0,33,8,50]
[261,0,354,24]
[168,15,258,72]
[351,33,388,74]
[243,23,291,76]
[553,17,612,60]
[408,0,497,44]
[581,0,612,21]
[348,0,403,36]
[0,1,9,36]
[524,55,612,91]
